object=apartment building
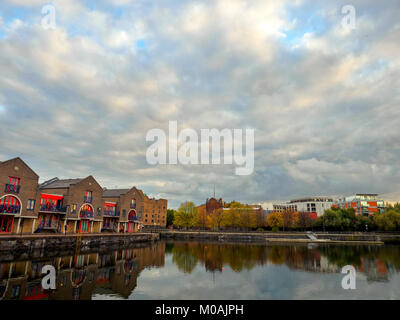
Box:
[0,157,167,234]
[39,176,104,233]
[102,187,167,231]
[0,158,39,234]
[272,197,334,217]
[333,194,385,216]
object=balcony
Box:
[102,223,117,232]
[4,184,20,194]
[128,215,138,222]
[104,210,120,217]
[38,220,61,231]
[0,205,21,214]
[84,196,93,203]
[80,211,94,219]
[39,204,67,213]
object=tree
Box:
[317,207,356,231]
[239,205,257,230]
[298,212,316,230]
[174,201,198,228]
[194,206,208,229]
[207,208,224,230]
[282,210,299,230]
[374,210,400,231]
[267,212,283,230]
[167,209,175,227]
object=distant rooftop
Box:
[102,189,130,198]
[289,197,334,203]
[40,177,83,189]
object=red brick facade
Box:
[0,157,167,234]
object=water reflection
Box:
[0,242,165,300]
[1,241,399,300]
[168,241,400,282]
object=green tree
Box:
[167,209,175,226]
[173,201,198,228]
[374,210,400,231]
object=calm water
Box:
[1,240,399,300]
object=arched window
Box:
[128,210,137,221]
[0,196,21,214]
[79,204,93,219]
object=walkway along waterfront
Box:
[0,232,159,252]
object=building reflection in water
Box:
[0,242,165,300]
[1,241,399,300]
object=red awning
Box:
[104,202,116,207]
[41,193,64,200]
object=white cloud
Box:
[0,0,399,207]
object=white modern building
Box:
[271,197,334,217]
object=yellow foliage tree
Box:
[267,211,283,230]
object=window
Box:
[71,204,77,214]
[6,177,20,193]
[97,208,101,216]
[8,177,20,186]
[27,199,35,210]
[11,285,21,299]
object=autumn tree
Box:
[221,202,241,229]
[267,211,283,230]
[282,210,299,230]
[298,212,316,230]
[207,208,224,230]
[194,206,208,229]
[239,205,257,230]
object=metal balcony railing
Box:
[128,215,138,222]
[4,184,20,193]
[84,196,93,203]
[80,211,94,219]
[39,204,67,213]
[0,205,21,214]
[38,220,60,230]
[103,210,120,217]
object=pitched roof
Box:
[103,189,130,198]
[39,177,83,189]
[0,157,39,178]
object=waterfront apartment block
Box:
[39,176,104,233]
[333,194,385,216]
[0,157,167,234]
[0,158,39,234]
[102,187,167,232]
[272,197,334,217]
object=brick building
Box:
[0,158,39,234]
[102,187,167,231]
[39,176,104,233]
[0,157,167,234]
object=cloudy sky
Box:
[0,0,399,208]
